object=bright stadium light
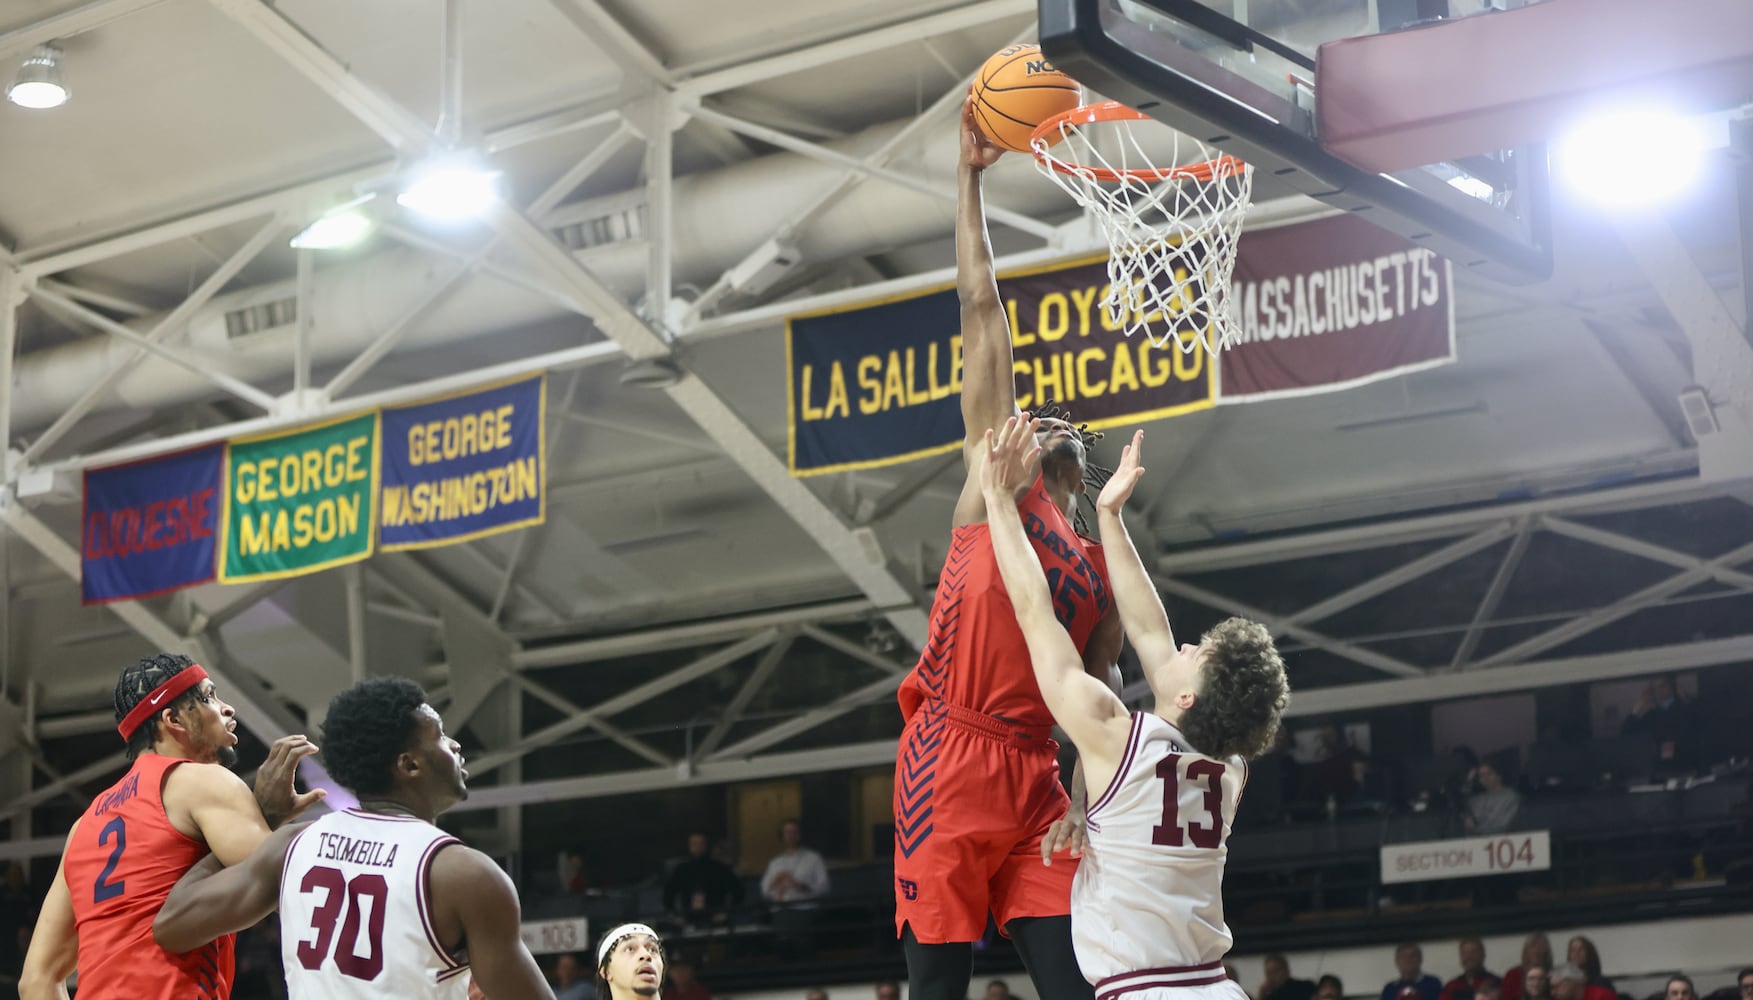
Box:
[290,194,378,250]
[7,45,69,110]
[1554,107,1711,207]
[396,156,500,221]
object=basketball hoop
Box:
[1030,101,1254,356]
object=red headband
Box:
[117,664,210,741]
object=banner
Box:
[378,375,545,551]
[82,444,224,604]
[220,412,379,583]
[1380,830,1551,884]
[1220,212,1455,401]
[787,257,1216,475]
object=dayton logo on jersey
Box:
[1022,507,1110,629]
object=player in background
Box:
[979,416,1289,997]
[892,100,1124,1000]
[595,923,665,1000]
[19,653,321,1000]
[152,677,552,1000]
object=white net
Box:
[1031,104,1254,356]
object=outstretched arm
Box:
[979,417,1131,767]
[155,823,304,953]
[953,99,1026,527]
[1094,430,1178,669]
[19,841,78,1000]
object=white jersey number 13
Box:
[1151,753,1225,849]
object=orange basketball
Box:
[969,44,1083,154]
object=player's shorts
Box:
[892,697,1078,943]
[1093,966,1244,1000]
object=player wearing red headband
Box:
[19,653,323,1000]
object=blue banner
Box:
[786,257,1217,476]
[378,375,545,551]
[82,444,223,604]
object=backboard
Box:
[1039,0,1554,283]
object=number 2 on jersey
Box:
[1151,754,1225,849]
[296,866,388,980]
[92,817,127,903]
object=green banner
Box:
[220,412,380,583]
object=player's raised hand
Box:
[254,734,327,828]
[1040,812,1087,866]
[1095,429,1146,515]
[960,96,1005,172]
[979,414,1040,502]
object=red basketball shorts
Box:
[893,698,1079,943]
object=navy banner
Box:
[787,257,1217,476]
[82,444,223,604]
[378,375,546,551]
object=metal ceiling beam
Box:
[466,629,781,777]
[0,266,18,476]
[509,674,673,767]
[547,0,673,85]
[0,0,168,62]
[0,752,127,824]
[514,597,873,666]
[1474,537,1753,668]
[1450,516,1533,670]
[797,623,907,676]
[1289,634,1753,717]
[693,630,795,760]
[1540,515,1753,590]
[1282,524,1514,628]
[674,0,1030,96]
[1156,476,1732,575]
[705,669,903,761]
[1153,573,1426,677]
[450,737,899,811]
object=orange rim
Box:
[1030,101,1248,185]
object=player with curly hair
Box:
[152,677,553,1000]
[979,417,1289,1000]
[20,653,321,1000]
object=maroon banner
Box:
[1220,213,1454,401]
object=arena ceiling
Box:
[1,0,1750,853]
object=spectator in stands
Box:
[1665,977,1698,1000]
[664,832,744,928]
[1522,967,1550,1000]
[1552,966,1613,1000]
[550,953,589,1000]
[1262,954,1319,1000]
[1437,938,1500,1000]
[559,850,588,895]
[1477,984,1502,1000]
[875,982,902,1000]
[985,980,1015,1000]
[1384,943,1444,1000]
[1502,933,1553,1000]
[1623,676,1700,772]
[806,990,829,1000]
[1318,976,1346,1000]
[1463,762,1520,835]
[1307,724,1368,806]
[762,820,830,904]
[1564,938,1612,992]
[665,957,711,1000]
[1740,969,1753,997]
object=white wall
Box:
[715,913,1753,1000]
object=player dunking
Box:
[151,677,554,1000]
[19,653,322,1000]
[981,416,1289,999]
[892,100,1124,1000]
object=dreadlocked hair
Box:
[113,653,202,759]
[1034,400,1113,536]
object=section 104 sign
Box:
[1380,831,1550,884]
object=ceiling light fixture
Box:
[290,194,378,250]
[1554,106,1710,208]
[7,45,69,110]
[396,154,500,222]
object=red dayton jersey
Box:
[900,474,1112,730]
[65,754,236,1000]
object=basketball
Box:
[969,44,1082,154]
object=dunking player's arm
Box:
[156,826,554,1000]
[978,417,1133,795]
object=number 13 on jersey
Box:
[1151,753,1227,850]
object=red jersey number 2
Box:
[295,866,389,980]
[1150,754,1225,850]
[92,817,128,904]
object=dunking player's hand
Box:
[960,96,1005,173]
[1095,430,1146,516]
[979,415,1041,503]
[254,735,327,829]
